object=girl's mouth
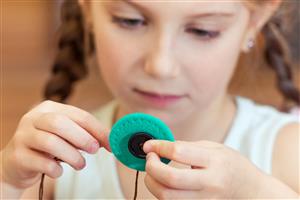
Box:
[133,88,186,108]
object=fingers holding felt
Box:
[33,101,111,152]
[55,105,111,152]
[143,140,211,167]
[145,152,207,190]
[33,113,99,154]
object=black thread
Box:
[39,173,45,200]
[39,157,62,200]
[133,170,139,200]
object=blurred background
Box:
[1,1,299,149]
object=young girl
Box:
[1,0,299,199]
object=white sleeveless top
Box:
[55,97,298,199]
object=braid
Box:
[262,18,300,107]
[44,0,87,103]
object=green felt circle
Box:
[109,113,175,171]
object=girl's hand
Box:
[1,100,110,191]
[143,140,268,199]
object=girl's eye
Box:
[112,16,146,29]
[186,28,220,40]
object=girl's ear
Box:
[78,0,93,32]
[241,0,282,52]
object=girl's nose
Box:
[144,34,180,79]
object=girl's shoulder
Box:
[225,96,299,174]
[231,96,298,132]
[235,97,299,193]
[272,122,299,193]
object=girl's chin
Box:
[125,103,187,127]
[118,96,192,126]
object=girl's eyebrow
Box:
[118,0,148,13]
[119,0,234,20]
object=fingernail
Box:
[146,153,151,161]
[76,159,86,170]
[143,141,152,153]
[89,141,99,154]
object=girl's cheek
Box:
[182,52,237,105]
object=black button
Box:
[128,133,154,159]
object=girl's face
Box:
[89,1,251,125]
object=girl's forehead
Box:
[102,0,242,16]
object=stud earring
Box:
[247,38,255,50]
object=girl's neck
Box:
[115,95,236,143]
[171,95,236,143]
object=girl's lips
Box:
[133,88,186,108]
